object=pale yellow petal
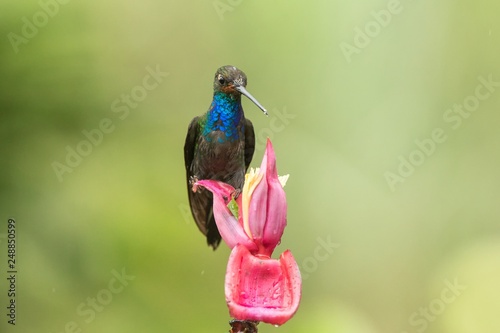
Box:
[242,167,264,239]
[278,174,290,188]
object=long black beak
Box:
[235,86,268,116]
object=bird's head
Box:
[213,65,268,116]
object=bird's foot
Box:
[232,188,242,199]
[189,175,199,192]
[222,189,241,203]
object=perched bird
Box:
[184,65,267,249]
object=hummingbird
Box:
[184,65,268,249]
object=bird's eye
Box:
[217,75,225,85]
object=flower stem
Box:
[229,319,259,333]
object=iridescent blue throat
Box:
[203,92,242,142]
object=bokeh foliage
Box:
[1,1,500,332]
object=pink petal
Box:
[195,180,257,251]
[245,172,268,245]
[225,244,302,326]
[264,139,278,178]
[247,139,287,255]
[260,190,287,253]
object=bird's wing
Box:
[244,118,255,171]
[184,116,199,175]
[183,116,207,235]
[183,116,221,249]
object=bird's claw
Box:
[221,189,241,203]
[189,176,199,192]
[232,188,242,199]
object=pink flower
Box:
[196,139,301,326]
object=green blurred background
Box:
[1,1,500,332]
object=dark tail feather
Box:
[206,209,222,250]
